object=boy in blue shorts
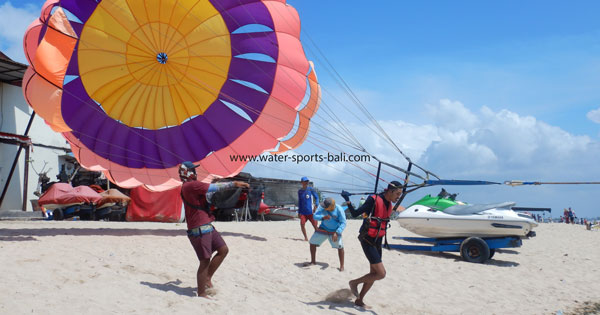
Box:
[305,197,347,271]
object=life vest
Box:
[367,194,392,238]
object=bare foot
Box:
[349,280,359,297]
[339,267,344,272]
[354,299,370,309]
[303,262,316,267]
[206,279,214,288]
[197,292,212,299]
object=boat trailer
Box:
[389,235,532,263]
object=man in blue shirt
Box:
[298,176,319,241]
[305,197,346,271]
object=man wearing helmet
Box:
[179,161,249,298]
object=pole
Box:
[394,162,412,210]
[0,112,35,208]
[373,161,382,194]
[22,145,30,211]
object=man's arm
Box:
[311,189,319,212]
[313,206,325,221]
[208,181,249,193]
[336,205,347,235]
[346,196,374,218]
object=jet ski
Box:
[396,189,538,238]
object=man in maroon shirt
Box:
[179,161,249,298]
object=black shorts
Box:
[360,236,383,264]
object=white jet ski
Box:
[396,190,538,238]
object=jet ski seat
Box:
[444,202,516,215]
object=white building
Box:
[1,51,71,211]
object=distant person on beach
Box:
[563,208,569,224]
[179,161,249,298]
[568,207,575,225]
[298,176,319,241]
[304,197,347,271]
[343,181,403,308]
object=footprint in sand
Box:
[325,289,353,303]
[205,287,218,296]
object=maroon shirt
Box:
[181,181,213,230]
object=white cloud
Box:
[420,101,597,181]
[587,107,600,124]
[0,1,38,63]
[425,99,479,131]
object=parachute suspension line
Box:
[300,34,395,139]
[318,188,374,195]
[311,104,365,151]
[299,43,393,150]
[250,162,375,189]
[242,2,377,152]
[224,1,366,151]
[504,180,600,186]
[243,2,442,185]
[299,30,416,160]
[301,137,381,185]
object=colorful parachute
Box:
[23,0,319,191]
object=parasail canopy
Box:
[23,0,319,191]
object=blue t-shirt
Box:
[313,204,347,235]
[298,187,319,215]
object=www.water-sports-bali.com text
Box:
[230,153,371,164]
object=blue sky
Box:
[1,0,599,218]
[290,1,600,134]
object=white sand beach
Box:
[1,220,599,315]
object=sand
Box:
[1,220,598,315]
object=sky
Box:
[1,1,599,218]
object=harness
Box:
[180,191,210,213]
[359,194,392,249]
[187,224,215,237]
[181,187,215,237]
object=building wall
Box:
[1,82,69,211]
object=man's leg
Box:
[310,216,318,230]
[207,245,229,288]
[309,243,317,264]
[338,248,345,271]
[349,263,386,307]
[197,259,210,297]
[300,216,308,241]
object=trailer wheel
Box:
[489,249,495,260]
[53,208,64,221]
[460,237,490,263]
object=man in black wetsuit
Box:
[344,181,403,308]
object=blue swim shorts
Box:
[309,231,343,249]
